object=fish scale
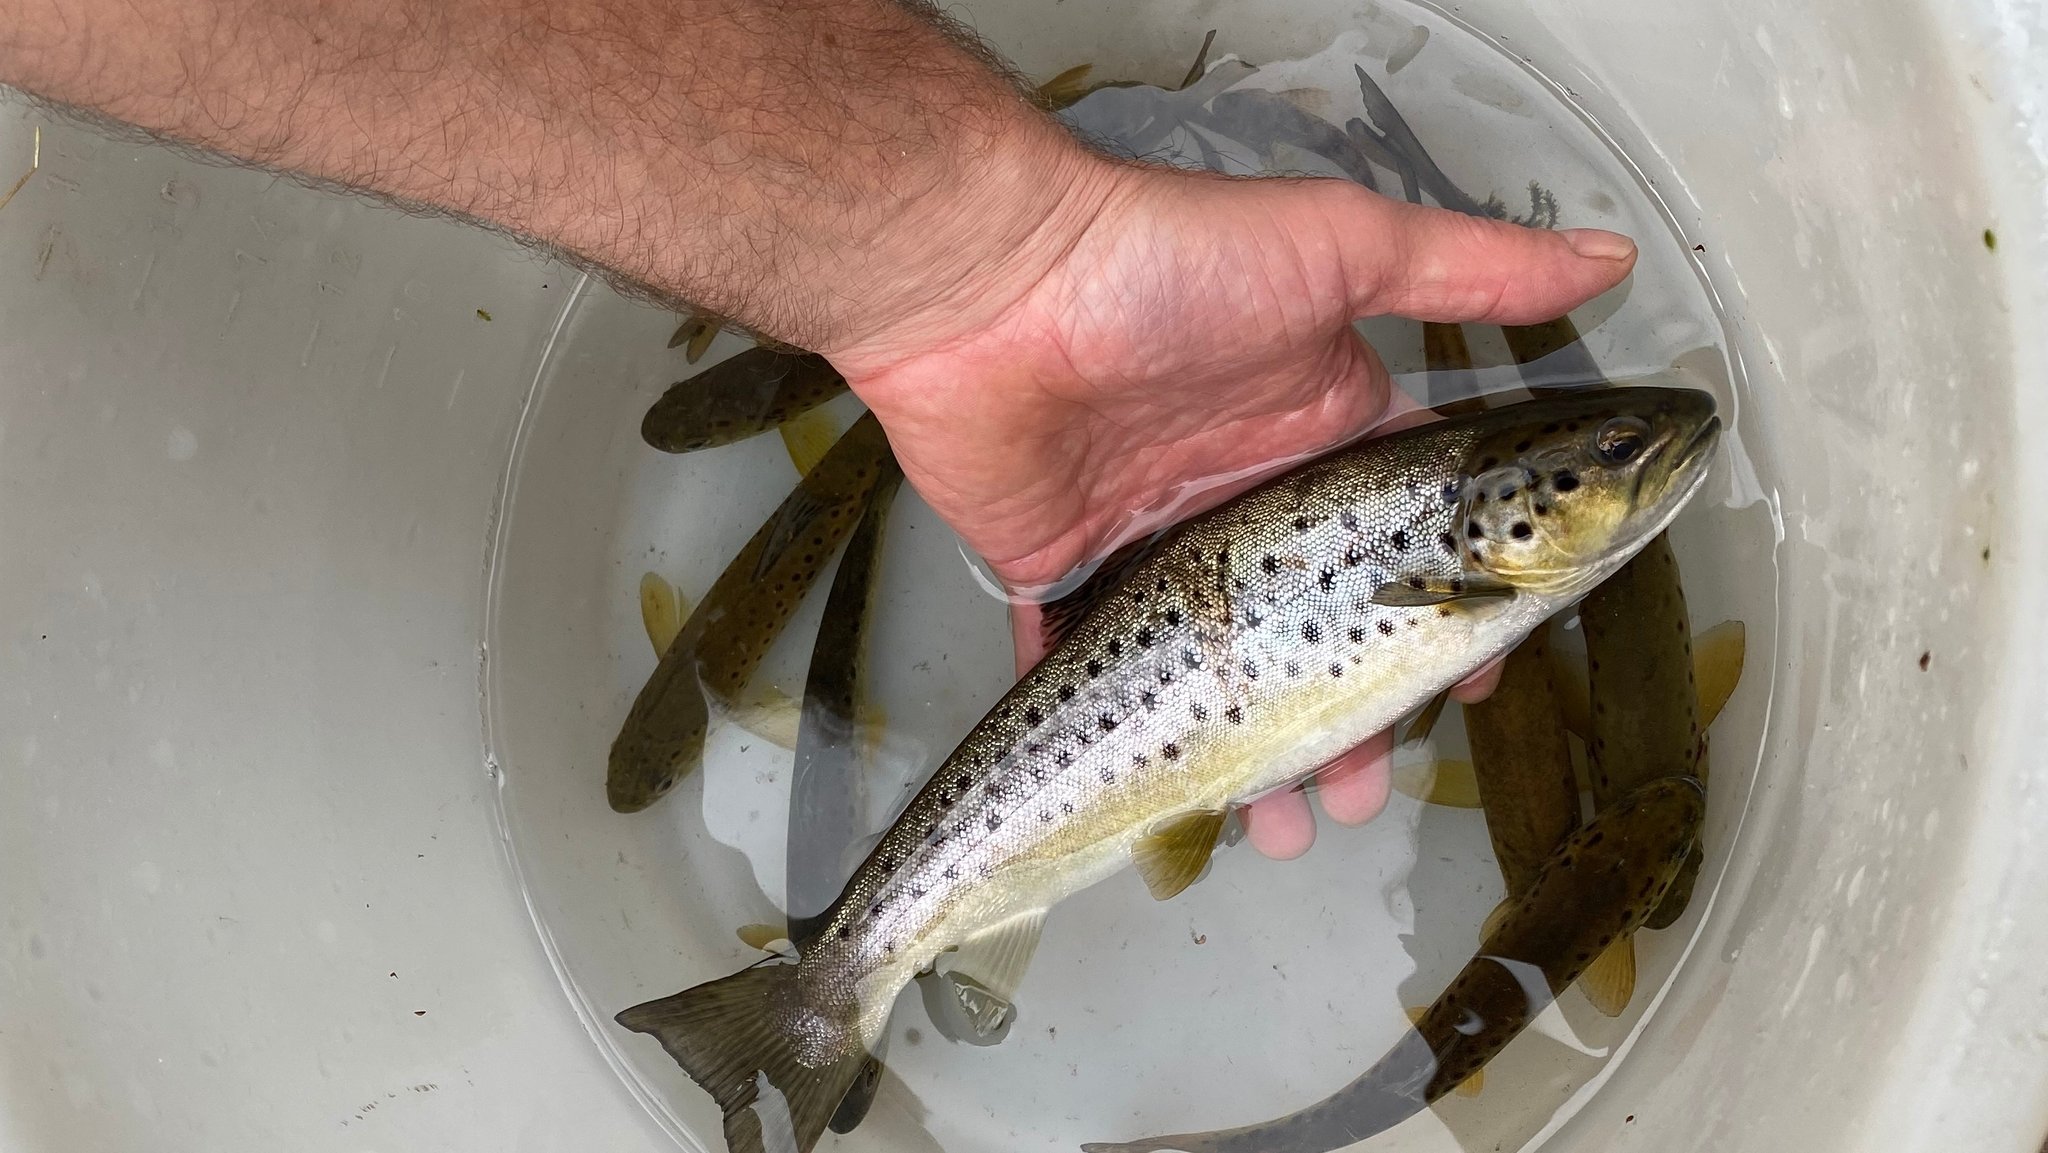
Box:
[614,387,1722,1153]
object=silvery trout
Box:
[1082,776,1705,1153]
[616,388,1721,1153]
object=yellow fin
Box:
[1579,934,1636,1017]
[1133,809,1228,900]
[1479,896,1512,942]
[779,407,840,476]
[736,922,788,951]
[1550,637,1591,739]
[639,572,684,656]
[729,685,801,749]
[1695,619,1747,727]
[1403,689,1450,746]
[1391,759,1482,808]
[1036,62,1095,106]
[1404,1007,1482,1096]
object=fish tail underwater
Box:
[616,963,869,1153]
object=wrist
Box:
[819,116,1128,374]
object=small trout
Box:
[1082,776,1705,1153]
[1465,631,1579,899]
[1583,531,1707,930]
[786,463,905,942]
[607,413,894,812]
[615,389,1718,1153]
[641,348,851,454]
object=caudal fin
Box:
[616,963,867,1153]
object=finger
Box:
[1449,656,1504,704]
[1312,183,1637,325]
[1314,729,1394,826]
[1243,787,1316,860]
[1009,601,1047,678]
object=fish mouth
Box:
[1675,414,1724,477]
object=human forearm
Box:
[0,0,1109,349]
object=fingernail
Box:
[1561,228,1636,262]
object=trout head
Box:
[1454,386,1720,599]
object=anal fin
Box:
[1403,690,1451,745]
[1579,934,1636,1017]
[924,908,1047,1045]
[1133,809,1229,900]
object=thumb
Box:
[1313,183,1637,325]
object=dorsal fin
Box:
[1037,534,1166,651]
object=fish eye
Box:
[1594,417,1651,465]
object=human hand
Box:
[831,159,1633,857]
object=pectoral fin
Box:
[1372,575,1516,607]
[1578,934,1636,1017]
[1133,809,1229,900]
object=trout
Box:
[616,388,1721,1153]
[1082,776,1705,1153]
[607,413,894,812]
[641,348,851,454]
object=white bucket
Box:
[1,1,2042,1151]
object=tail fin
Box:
[616,964,867,1153]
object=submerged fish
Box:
[1583,531,1708,935]
[607,413,895,812]
[786,462,904,942]
[1465,632,1579,898]
[641,348,851,454]
[1082,776,1704,1153]
[614,388,1720,1153]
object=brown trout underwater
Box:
[608,413,894,813]
[615,388,1720,1153]
[1082,775,1705,1153]
[1584,531,1708,934]
[641,347,851,454]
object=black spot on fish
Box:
[1302,621,1322,643]
[1183,648,1202,670]
[1378,619,1396,636]
[1157,577,1169,593]
[1449,579,1465,594]
[1166,609,1182,627]
[1162,743,1181,760]
[1242,660,1261,680]
[1024,706,1043,727]
[1293,516,1311,533]
[1514,439,1532,452]
[1057,684,1075,702]
[1262,555,1280,575]
[1190,703,1208,722]
[1343,544,1364,567]
[956,775,971,791]
[1062,802,1074,814]
[1041,811,1054,823]
[1055,749,1073,767]
[1388,530,1410,551]
[1158,667,1175,685]
[1466,521,1483,539]
[1140,691,1157,710]
[1285,661,1302,678]
[1086,658,1103,677]
[1440,532,1457,555]
[1107,639,1122,657]
[986,813,1002,831]
[1099,714,1118,732]
[1330,662,1344,678]
[839,925,853,938]
[1441,480,1461,502]
[1318,568,1337,592]
[1534,503,1552,517]
[1553,471,1579,492]
[1511,522,1532,539]
[1349,626,1367,644]
[1136,627,1155,648]
[943,866,958,880]
[1226,705,1243,724]
[1542,422,1559,434]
